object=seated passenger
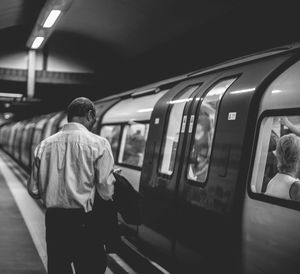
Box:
[265,133,300,200]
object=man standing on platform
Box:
[27,97,115,274]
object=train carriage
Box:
[2,43,300,273]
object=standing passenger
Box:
[266,133,300,200]
[27,97,115,274]
[280,116,300,137]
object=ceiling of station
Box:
[0,0,239,59]
[54,0,238,59]
[1,0,300,119]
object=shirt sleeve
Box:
[27,144,42,199]
[95,140,115,200]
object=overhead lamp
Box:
[26,0,73,50]
[0,92,23,98]
[31,37,45,49]
[43,10,61,28]
[4,113,14,119]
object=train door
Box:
[244,58,300,273]
[138,73,221,267]
[100,92,168,239]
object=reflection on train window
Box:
[251,115,300,201]
[159,85,200,175]
[187,78,237,183]
[100,125,121,160]
[118,123,149,168]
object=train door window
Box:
[118,123,149,168]
[251,115,300,201]
[187,77,237,184]
[100,125,121,160]
[159,85,200,175]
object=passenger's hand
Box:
[279,116,290,127]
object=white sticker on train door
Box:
[154,118,160,124]
[181,115,187,133]
[228,112,237,120]
[188,115,195,133]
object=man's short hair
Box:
[67,97,95,122]
[276,133,300,173]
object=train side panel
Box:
[243,58,300,274]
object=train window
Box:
[159,85,200,175]
[58,115,67,130]
[100,125,121,160]
[251,115,300,201]
[187,77,237,184]
[118,123,149,168]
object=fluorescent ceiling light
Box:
[43,10,61,28]
[0,92,23,98]
[31,37,44,49]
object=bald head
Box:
[67,97,95,122]
[67,97,96,131]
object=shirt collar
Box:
[62,122,89,132]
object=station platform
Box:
[0,149,143,274]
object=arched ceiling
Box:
[1,0,300,120]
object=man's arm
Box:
[27,145,41,199]
[95,141,115,200]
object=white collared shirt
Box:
[28,122,115,212]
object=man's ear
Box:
[87,110,94,121]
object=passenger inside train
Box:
[255,115,300,200]
[265,133,300,200]
[122,127,147,166]
[118,123,148,167]
[100,125,121,159]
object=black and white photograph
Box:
[1,1,300,273]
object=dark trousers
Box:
[45,208,107,274]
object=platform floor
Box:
[0,155,45,273]
[0,150,140,274]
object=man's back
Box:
[30,122,114,211]
[27,97,114,274]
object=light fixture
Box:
[4,113,14,119]
[43,10,61,28]
[26,0,73,50]
[0,92,23,98]
[31,37,45,49]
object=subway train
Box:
[2,42,300,274]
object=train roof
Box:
[95,42,300,104]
